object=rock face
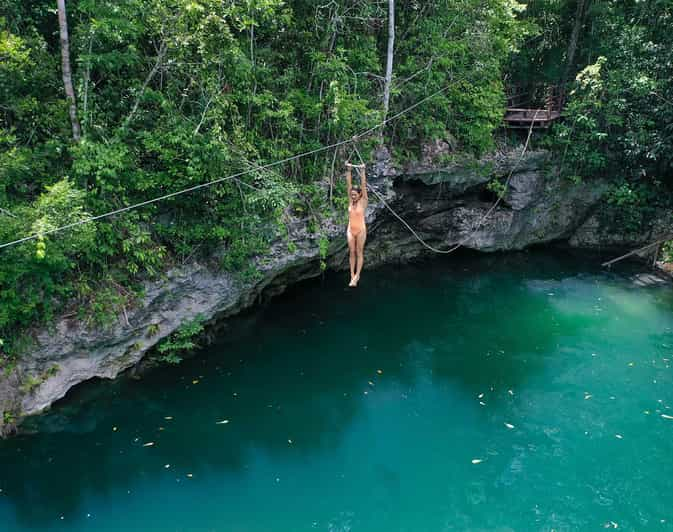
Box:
[0,145,669,436]
[570,208,673,250]
[363,148,608,265]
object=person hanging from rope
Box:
[346,162,367,287]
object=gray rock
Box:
[569,208,673,250]
[401,152,493,190]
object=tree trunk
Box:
[247,24,255,127]
[57,0,81,142]
[382,0,395,122]
[563,0,590,83]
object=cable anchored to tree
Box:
[0,85,453,251]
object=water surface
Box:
[1,251,673,531]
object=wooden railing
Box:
[504,84,565,129]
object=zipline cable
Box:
[0,85,453,251]
[352,110,540,255]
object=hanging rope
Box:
[0,85,454,251]
[352,110,540,255]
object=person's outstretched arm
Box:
[359,164,368,205]
[346,162,353,197]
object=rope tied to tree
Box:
[0,85,454,251]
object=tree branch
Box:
[0,207,17,219]
[124,40,167,127]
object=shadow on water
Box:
[0,250,633,526]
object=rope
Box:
[352,110,540,254]
[0,85,453,251]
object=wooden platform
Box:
[504,84,565,130]
[504,108,561,129]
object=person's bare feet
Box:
[349,277,356,287]
[353,274,360,286]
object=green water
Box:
[2,251,673,531]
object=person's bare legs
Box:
[353,229,366,286]
[347,229,357,286]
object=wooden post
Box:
[546,87,552,118]
[653,243,661,268]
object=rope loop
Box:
[350,110,539,255]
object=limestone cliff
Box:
[0,145,668,436]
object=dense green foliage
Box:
[156,314,205,364]
[1,0,672,360]
[512,1,673,228]
[0,0,525,356]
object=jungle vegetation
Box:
[0,0,671,360]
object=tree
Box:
[382,0,395,122]
[563,0,590,83]
[56,0,81,142]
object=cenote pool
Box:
[2,251,673,531]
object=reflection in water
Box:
[1,251,673,531]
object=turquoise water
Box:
[2,251,673,531]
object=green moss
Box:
[318,235,330,272]
[487,178,507,198]
[19,374,43,394]
[146,323,161,337]
[45,364,60,378]
[3,411,15,425]
[19,364,61,394]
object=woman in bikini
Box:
[346,162,367,287]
